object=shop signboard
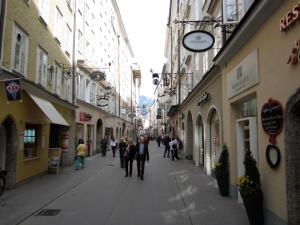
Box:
[227,49,259,99]
[182,30,215,52]
[261,98,284,144]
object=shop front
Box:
[215,1,300,224]
[0,73,75,185]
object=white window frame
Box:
[54,7,63,43]
[53,62,62,95]
[65,24,72,55]
[39,0,49,24]
[85,79,91,103]
[78,29,83,53]
[36,46,48,87]
[64,75,71,102]
[223,0,245,24]
[11,24,29,76]
[90,82,96,105]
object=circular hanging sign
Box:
[261,98,284,144]
[182,30,215,52]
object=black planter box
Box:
[241,189,264,225]
[215,170,229,196]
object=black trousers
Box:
[164,146,170,157]
[125,158,134,176]
[171,150,179,160]
[101,146,106,156]
[136,156,145,178]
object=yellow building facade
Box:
[0,0,76,185]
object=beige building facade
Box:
[215,0,300,224]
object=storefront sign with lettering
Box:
[261,98,284,144]
[197,92,210,106]
[227,49,259,98]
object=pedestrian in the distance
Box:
[156,135,161,147]
[163,135,171,158]
[124,139,136,177]
[75,139,86,170]
[176,137,183,159]
[135,135,149,180]
[100,136,108,157]
[118,137,127,168]
[170,137,179,161]
[110,136,118,157]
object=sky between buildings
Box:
[116,0,169,99]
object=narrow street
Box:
[0,142,248,225]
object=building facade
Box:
[0,0,76,185]
[155,0,298,224]
[0,0,141,185]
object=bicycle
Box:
[0,168,7,198]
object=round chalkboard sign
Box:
[261,98,284,144]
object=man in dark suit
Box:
[135,135,149,180]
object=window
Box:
[39,0,49,23]
[90,82,96,104]
[64,76,71,102]
[36,47,48,87]
[78,29,83,53]
[54,7,63,43]
[24,124,41,159]
[85,79,90,102]
[65,24,72,55]
[53,62,62,95]
[12,24,28,75]
[223,0,244,23]
[66,0,75,11]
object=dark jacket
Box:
[135,142,149,161]
[125,144,136,160]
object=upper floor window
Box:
[65,24,72,55]
[53,62,62,95]
[12,24,29,75]
[66,0,75,12]
[36,46,48,87]
[64,76,71,102]
[39,0,49,23]
[90,82,96,104]
[54,7,63,43]
[78,29,83,53]
[223,0,244,23]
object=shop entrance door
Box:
[87,125,94,157]
[236,117,258,202]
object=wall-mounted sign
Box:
[227,49,259,98]
[79,112,92,122]
[279,2,300,32]
[182,30,215,52]
[261,98,284,144]
[197,91,210,106]
[266,144,281,169]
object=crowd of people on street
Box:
[74,133,183,179]
[157,135,183,161]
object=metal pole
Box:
[72,0,77,105]
[177,0,181,105]
[117,35,120,116]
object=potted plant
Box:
[238,149,264,225]
[214,144,229,196]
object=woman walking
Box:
[110,136,118,157]
[75,139,86,170]
[124,139,136,177]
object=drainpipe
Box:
[72,0,77,105]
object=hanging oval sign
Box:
[182,30,215,52]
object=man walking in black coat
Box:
[163,135,171,158]
[135,135,149,180]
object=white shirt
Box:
[110,140,118,147]
[169,139,178,151]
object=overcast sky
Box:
[116,0,170,99]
